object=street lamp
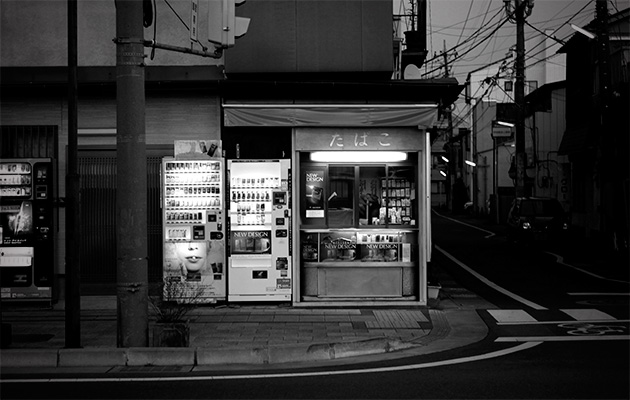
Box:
[570,24,596,39]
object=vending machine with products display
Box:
[227,160,292,302]
[0,158,54,302]
[161,157,226,302]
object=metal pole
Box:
[115,0,149,347]
[65,0,81,348]
[514,0,527,198]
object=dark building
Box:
[558,7,629,254]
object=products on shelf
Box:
[229,176,279,227]
[301,231,413,263]
[163,161,223,225]
[230,177,280,189]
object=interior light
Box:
[497,121,515,128]
[570,24,595,40]
[310,151,408,163]
[441,156,449,163]
[439,170,447,177]
[465,160,477,167]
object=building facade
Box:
[1,0,462,304]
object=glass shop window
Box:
[328,166,355,227]
[359,166,385,225]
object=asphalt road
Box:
[1,340,628,399]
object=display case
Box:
[301,229,418,299]
[302,230,415,265]
[161,158,226,302]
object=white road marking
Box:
[496,319,630,326]
[496,336,629,343]
[435,245,548,310]
[561,309,616,321]
[488,309,537,323]
[0,342,542,383]
[568,292,630,296]
[546,252,630,284]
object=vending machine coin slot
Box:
[276,257,288,270]
[210,231,224,240]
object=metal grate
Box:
[0,125,58,159]
[78,151,165,288]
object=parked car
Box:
[506,197,569,242]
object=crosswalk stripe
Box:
[495,335,630,343]
[561,309,616,321]
[488,309,536,323]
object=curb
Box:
[0,338,422,368]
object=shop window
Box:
[359,166,385,225]
[328,166,355,227]
[300,155,417,228]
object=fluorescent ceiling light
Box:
[465,160,477,167]
[439,171,447,177]
[496,121,515,127]
[310,151,407,163]
[570,24,595,39]
[441,156,449,163]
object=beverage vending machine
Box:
[161,157,226,302]
[227,160,292,302]
[0,158,54,302]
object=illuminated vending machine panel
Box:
[162,158,226,302]
[227,160,291,302]
[0,159,54,302]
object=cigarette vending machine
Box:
[227,160,291,302]
[161,157,226,302]
[0,159,54,302]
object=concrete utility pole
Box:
[514,0,527,198]
[115,0,149,347]
[65,0,81,348]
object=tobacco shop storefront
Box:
[223,104,438,306]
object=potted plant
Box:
[427,261,442,300]
[149,277,204,347]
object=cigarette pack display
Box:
[161,157,226,302]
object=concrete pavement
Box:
[0,292,492,369]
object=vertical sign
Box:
[304,170,325,219]
[190,0,199,42]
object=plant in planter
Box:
[149,277,205,347]
[426,262,442,300]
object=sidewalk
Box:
[0,297,490,370]
[1,271,494,371]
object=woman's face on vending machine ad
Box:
[176,242,207,272]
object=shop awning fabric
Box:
[223,104,438,128]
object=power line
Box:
[455,0,476,46]
[422,8,506,76]
[423,11,511,78]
